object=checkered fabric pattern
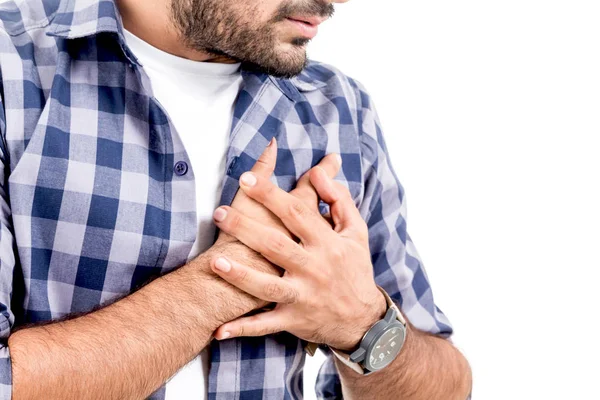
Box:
[0,0,453,398]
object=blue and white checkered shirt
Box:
[0,0,453,398]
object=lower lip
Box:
[285,18,319,39]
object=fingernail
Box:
[240,172,257,187]
[213,207,227,222]
[220,331,231,340]
[335,154,342,166]
[214,257,232,272]
[268,137,275,148]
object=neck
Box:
[116,0,237,64]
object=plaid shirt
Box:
[0,0,453,398]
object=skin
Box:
[8,0,473,398]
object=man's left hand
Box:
[210,162,387,352]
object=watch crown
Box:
[349,347,366,363]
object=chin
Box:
[237,39,308,78]
[280,40,309,59]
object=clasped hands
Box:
[210,138,386,352]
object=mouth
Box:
[284,15,326,39]
[287,15,327,26]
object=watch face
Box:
[366,325,405,371]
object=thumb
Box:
[251,137,278,179]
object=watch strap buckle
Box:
[304,341,319,356]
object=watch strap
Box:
[330,346,368,374]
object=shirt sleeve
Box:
[315,80,453,399]
[0,92,16,400]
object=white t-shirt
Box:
[123,29,243,400]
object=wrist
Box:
[334,289,388,352]
[387,319,417,371]
[187,245,272,327]
[161,257,222,333]
[329,287,410,376]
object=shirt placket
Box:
[208,73,307,399]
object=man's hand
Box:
[215,137,337,246]
[208,162,387,351]
[204,137,341,319]
[207,151,473,400]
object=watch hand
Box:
[385,334,400,345]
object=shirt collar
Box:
[48,0,123,39]
[47,0,325,99]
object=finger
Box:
[210,256,299,304]
[214,309,289,340]
[315,153,342,180]
[290,154,340,229]
[293,153,342,204]
[309,166,365,236]
[322,212,335,228]
[237,172,333,245]
[212,205,310,272]
[251,137,278,179]
[295,152,341,190]
[231,138,277,209]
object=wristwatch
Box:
[328,285,407,375]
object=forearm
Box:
[8,249,260,400]
[335,323,472,400]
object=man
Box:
[0,0,471,398]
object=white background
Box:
[2,0,599,398]
[306,1,600,399]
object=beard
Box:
[170,0,334,78]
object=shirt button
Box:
[174,161,188,176]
